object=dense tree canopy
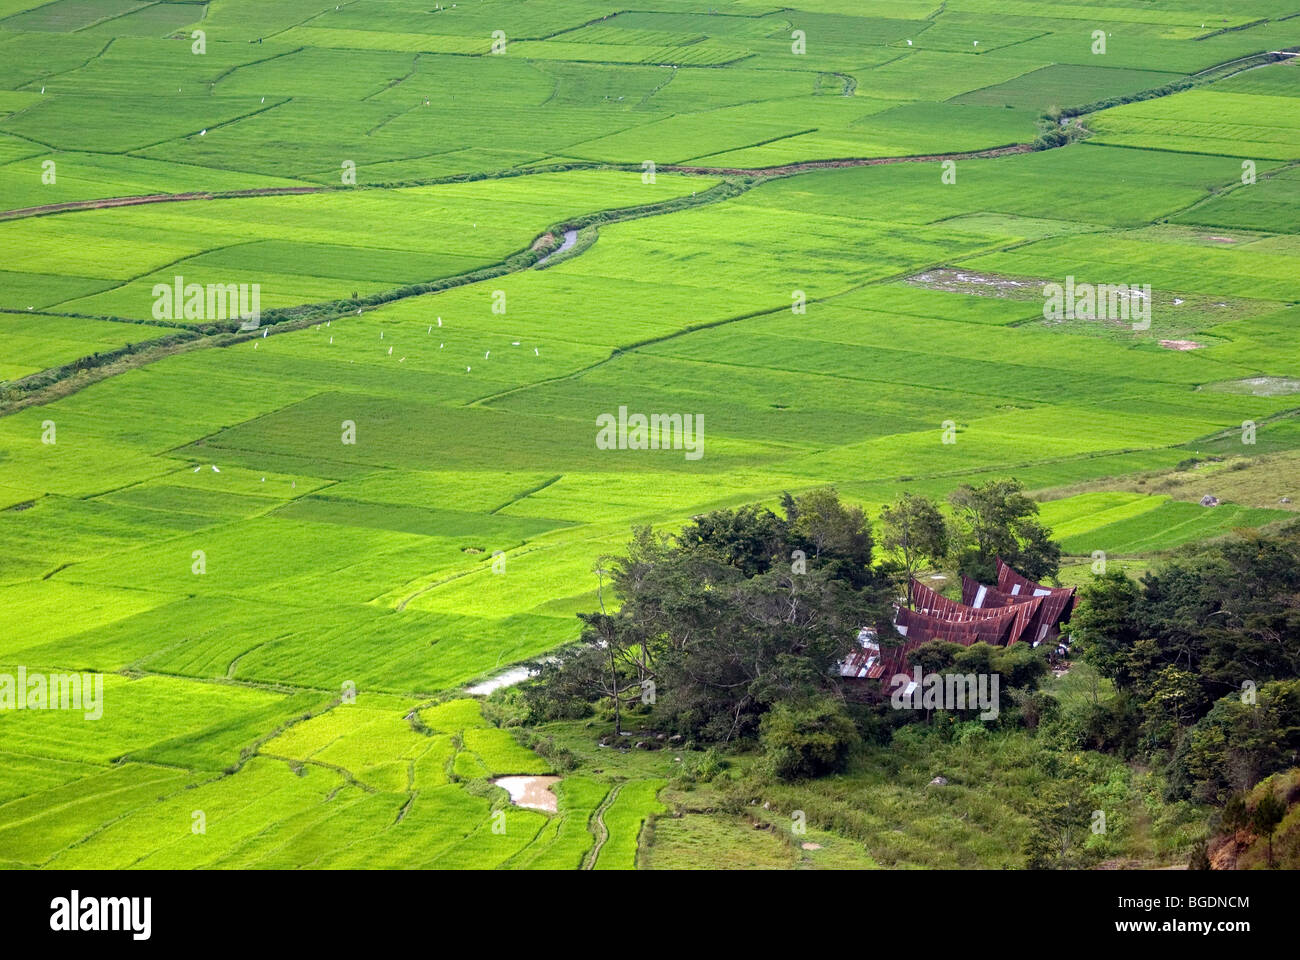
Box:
[527,488,893,743]
[1071,527,1300,801]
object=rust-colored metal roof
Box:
[911,579,1040,645]
[855,560,1076,682]
[895,604,1020,649]
[961,559,1079,643]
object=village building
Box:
[840,558,1077,693]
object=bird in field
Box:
[534,347,539,355]
[485,350,490,358]
[212,465,220,473]
[200,129,207,136]
[193,466,200,472]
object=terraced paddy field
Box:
[2,0,1299,870]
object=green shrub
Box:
[759,697,859,782]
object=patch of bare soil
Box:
[493,775,561,813]
[1223,376,1300,396]
[905,267,1042,300]
[1159,339,1204,350]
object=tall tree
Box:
[880,492,949,607]
[783,487,874,589]
[947,478,1060,583]
[1252,790,1286,868]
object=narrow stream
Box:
[536,228,579,266]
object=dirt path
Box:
[0,185,326,221]
[661,143,1034,177]
[582,782,623,870]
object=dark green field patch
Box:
[271,494,572,540]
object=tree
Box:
[947,478,1060,583]
[1252,790,1286,868]
[675,504,787,579]
[1023,775,1096,869]
[653,564,879,742]
[526,566,656,737]
[1075,528,1300,795]
[1071,570,1144,690]
[1140,665,1207,747]
[880,492,949,607]
[783,487,875,589]
[1169,679,1300,803]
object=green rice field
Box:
[2,0,1299,871]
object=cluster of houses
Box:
[840,558,1077,687]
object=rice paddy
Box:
[2,0,1299,869]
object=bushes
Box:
[519,732,578,773]
[759,697,859,782]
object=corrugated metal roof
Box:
[911,579,1040,645]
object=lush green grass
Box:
[592,779,667,870]
[643,812,799,870]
